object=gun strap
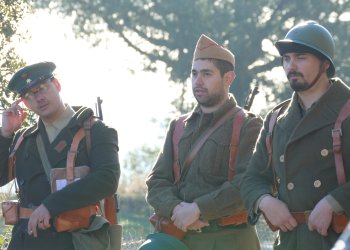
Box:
[36,134,53,180]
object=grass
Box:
[118,194,154,250]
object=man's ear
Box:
[224,71,235,86]
[53,78,61,92]
[322,60,330,72]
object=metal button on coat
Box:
[314,180,322,188]
[287,182,294,190]
[320,149,329,157]
[279,155,285,162]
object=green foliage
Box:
[0,0,28,110]
[0,225,12,249]
[123,145,159,174]
[34,0,350,111]
[0,1,38,125]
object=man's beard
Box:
[288,72,313,92]
[194,90,224,107]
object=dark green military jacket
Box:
[241,78,350,250]
[146,95,262,248]
[0,106,120,250]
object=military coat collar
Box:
[20,106,94,139]
[277,78,350,145]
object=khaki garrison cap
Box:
[193,34,235,67]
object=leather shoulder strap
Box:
[83,116,99,158]
[172,107,243,184]
[66,116,98,182]
[8,128,30,182]
[79,116,118,224]
[332,98,350,185]
[228,108,245,181]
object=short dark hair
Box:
[207,58,234,76]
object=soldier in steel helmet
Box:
[241,20,350,250]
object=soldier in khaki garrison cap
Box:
[138,34,262,250]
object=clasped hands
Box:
[171,202,209,232]
[260,195,333,236]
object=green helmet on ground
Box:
[138,233,189,250]
[275,20,335,77]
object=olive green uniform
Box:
[241,78,350,250]
[146,94,262,250]
[0,106,120,250]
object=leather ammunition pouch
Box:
[2,200,19,225]
[1,200,34,225]
[50,165,97,232]
[54,205,97,232]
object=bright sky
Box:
[3,8,270,194]
[14,10,181,162]
[12,9,271,164]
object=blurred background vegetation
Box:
[2,0,350,249]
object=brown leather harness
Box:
[265,99,350,232]
[172,107,247,226]
[7,117,117,225]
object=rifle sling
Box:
[179,107,241,182]
[36,134,52,180]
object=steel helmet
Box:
[275,20,335,77]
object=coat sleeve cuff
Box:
[194,196,217,221]
[325,194,343,213]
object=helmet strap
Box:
[308,60,327,89]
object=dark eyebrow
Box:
[191,69,213,73]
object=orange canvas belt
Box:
[266,211,349,233]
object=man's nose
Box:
[193,74,203,86]
[285,58,297,71]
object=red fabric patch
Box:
[54,140,67,153]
